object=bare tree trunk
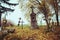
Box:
[0,12,2,31]
[0,13,1,27]
[46,19,50,30]
[43,7,50,31]
[44,16,50,31]
[54,0,59,26]
[55,11,59,26]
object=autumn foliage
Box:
[3,26,60,40]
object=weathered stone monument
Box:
[30,6,38,29]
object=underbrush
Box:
[3,26,60,40]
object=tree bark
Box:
[0,13,1,27]
[44,16,50,31]
[0,12,2,31]
[2,0,18,5]
[54,0,59,26]
[43,5,50,31]
[55,11,59,26]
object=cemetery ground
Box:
[0,25,60,40]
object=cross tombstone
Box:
[30,6,38,29]
[30,6,34,13]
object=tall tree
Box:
[0,0,18,30]
[38,0,52,31]
[46,0,59,26]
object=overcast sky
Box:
[1,0,60,25]
[1,0,28,25]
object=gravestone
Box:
[30,6,38,29]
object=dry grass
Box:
[3,26,60,40]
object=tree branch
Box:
[2,0,18,6]
[36,0,41,5]
[0,5,14,13]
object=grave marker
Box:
[30,6,38,29]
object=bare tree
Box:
[38,0,52,31]
[47,0,59,26]
[0,0,18,30]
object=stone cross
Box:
[30,6,34,13]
